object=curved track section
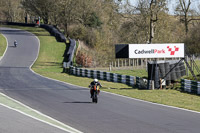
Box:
[1,27,200,133]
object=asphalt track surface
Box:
[1,27,200,133]
[0,105,69,133]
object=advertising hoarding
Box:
[129,43,184,59]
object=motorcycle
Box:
[90,83,100,103]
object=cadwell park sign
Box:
[115,43,185,59]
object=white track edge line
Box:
[0,92,83,133]
[0,103,78,133]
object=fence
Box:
[108,58,183,71]
[69,66,147,89]
[109,59,146,70]
[181,79,200,95]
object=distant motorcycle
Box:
[90,83,100,103]
[14,40,17,47]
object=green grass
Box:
[1,25,200,112]
[110,69,148,78]
[102,88,200,112]
[0,33,7,56]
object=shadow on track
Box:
[63,101,92,104]
[8,46,17,48]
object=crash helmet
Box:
[94,79,98,82]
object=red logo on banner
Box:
[167,46,179,55]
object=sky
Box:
[129,0,200,14]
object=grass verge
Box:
[102,88,200,112]
[1,25,200,113]
[110,69,147,78]
[0,33,7,56]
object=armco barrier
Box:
[65,39,76,67]
[69,66,147,88]
[181,79,200,94]
[40,24,66,42]
[7,22,36,27]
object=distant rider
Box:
[14,40,17,47]
[89,79,102,98]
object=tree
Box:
[148,0,167,43]
[0,0,24,22]
[119,0,168,44]
[55,0,76,34]
[185,24,200,55]
[176,0,200,35]
[21,0,55,24]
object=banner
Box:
[129,43,184,58]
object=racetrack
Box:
[1,27,200,133]
[0,104,70,133]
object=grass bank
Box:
[110,69,147,78]
[0,33,7,56]
[1,25,200,112]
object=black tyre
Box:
[95,96,98,103]
[92,92,98,103]
[92,97,95,103]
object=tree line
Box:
[0,0,200,66]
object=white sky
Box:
[129,0,200,14]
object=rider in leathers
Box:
[89,79,102,98]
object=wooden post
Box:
[132,59,133,66]
[118,59,120,67]
[143,59,145,67]
[109,63,112,71]
[186,56,189,76]
[135,59,136,66]
[193,55,195,71]
[141,59,143,67]
[190,56,192,72]
[86,56,88,67]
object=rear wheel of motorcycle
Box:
[92,93,98,103]
[92,97,95,103]
[95,97,98,103]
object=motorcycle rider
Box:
[89,79,102,98]
[14,40,17,47]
